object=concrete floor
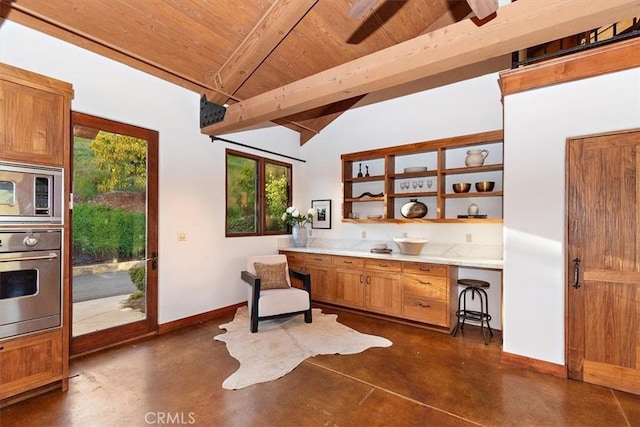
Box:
[1,306,639,426]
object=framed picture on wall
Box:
[311,199,331,229]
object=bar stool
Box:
[451,278,493,345]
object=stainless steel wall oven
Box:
[0,229,62,339]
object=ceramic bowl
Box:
[393,237,428,255]
[452,182,471,193]
[475,181,495,192]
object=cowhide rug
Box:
[214,306,392,390]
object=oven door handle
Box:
[0,253,58,262]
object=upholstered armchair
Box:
[241,254,312,333]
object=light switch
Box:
[177,231,187,241]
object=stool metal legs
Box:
[451,286,493,345]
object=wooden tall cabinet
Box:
[0,63,71,167]
[0,63,73,406]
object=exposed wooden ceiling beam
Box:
[201,0,640,136]
[207,0,317,105]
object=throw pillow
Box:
[253,262,290,290]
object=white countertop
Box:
[279,239,503,270]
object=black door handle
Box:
[572,257,581,289]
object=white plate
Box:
[404,167,428,173]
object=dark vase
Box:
[400,199,427,219]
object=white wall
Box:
[503,68,640,364]
[1,21,505,333]
[0,21,304,323]
[301,73,505,328]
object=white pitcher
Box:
[465,149,489,167]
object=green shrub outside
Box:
[73,203,145,260]
[128,264,146,300]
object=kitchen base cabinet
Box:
[364,259,403,316]
[333,256,365,309]
[0,329,66,407]
[402,262,458,330]
[280,251,458,332]
[305,254,334,302]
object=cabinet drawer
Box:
[305,253,333,264]
[332,256,364,268]
[281,251,305,264]
[364,259,402,272]
[403,296,448,326]
[403,262,448,277]
[403,275,448,300]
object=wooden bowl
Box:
[452,182,471,193]
[475,181,495,192]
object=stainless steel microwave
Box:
[0,161,63,224]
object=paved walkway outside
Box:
[73,295,145,336]
[72,261,145,336]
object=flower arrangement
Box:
[281,206,315,227]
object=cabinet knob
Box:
[344,261,352,264]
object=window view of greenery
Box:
[226,150,291,236]
[73,131,147,266]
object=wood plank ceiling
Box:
[2,0,639,144]
[0,0,483,143]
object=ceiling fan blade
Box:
[466,0,499,20]
[348,0,381,18]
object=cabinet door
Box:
[334,267,365,308]
[282,252,305,289]
[0,329,64,400]
[0,80,66,166]
[307,263,334,303]
[366,270,402,316]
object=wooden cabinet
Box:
[284,251,305,289]
[341,130,503,223]
[364,259,402,316]
[0,63,73,167]
[402,262,458,330]
[281,251,458,332]
[305,254,334,302]
[333,256,365,308]
[0,329,66,404]
[0,64,71,407]
[334,256,403,316]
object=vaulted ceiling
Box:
[1,0,638,144]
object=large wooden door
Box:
[567,129,640,395]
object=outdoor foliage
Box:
[73,137,109,202]
[90,131,147,193]
[226,154,290,234]
[226,154,257,233]
[265,163,288,232]
[129,264,146,300]
[73,203,145,260]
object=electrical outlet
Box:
[402,232,408,238]
[466,233,472,243]
[362,231,367,239]
[177,231,187,241]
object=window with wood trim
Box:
[225,149,291,236]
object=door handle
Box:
[145,252,158,270]
[572,257,581,289]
